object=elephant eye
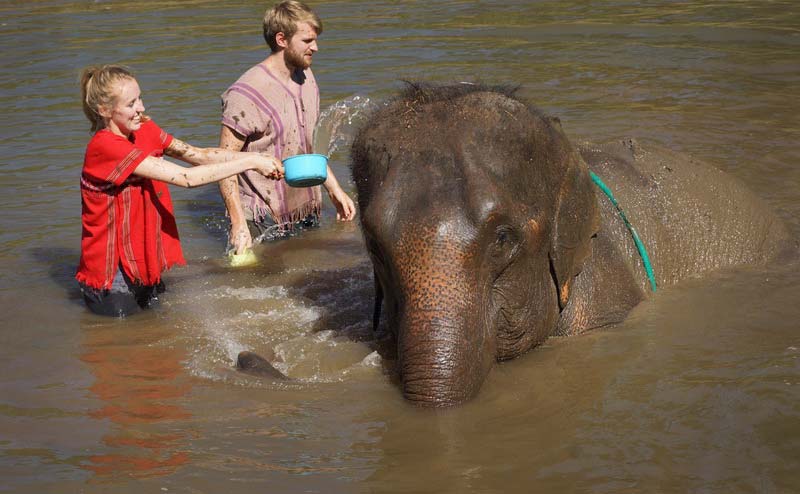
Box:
[489,225,522,273]
[493,226,522,261]
[495,225,517,246]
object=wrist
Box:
[229,212,247,230]
[324,179,341,193]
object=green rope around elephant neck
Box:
[589,171,657,292]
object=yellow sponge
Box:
[228,249,258,267]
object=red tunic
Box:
[76,120,186,290]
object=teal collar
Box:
[589,171,657,292]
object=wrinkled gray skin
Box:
[236,351,288,380]
[349,83,793,407]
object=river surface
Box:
[1,1,799,493]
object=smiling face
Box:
[101,77,145,137]
[282,21,318,70]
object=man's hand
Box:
[229,221,253,255]
[327,187,356,221]
[218,125,252,254]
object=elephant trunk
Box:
[398,310,494,406]
[393,220,495,406]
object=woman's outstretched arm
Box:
[132,149,283,188]
[164,137,259,167]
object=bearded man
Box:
[218,0,355,252]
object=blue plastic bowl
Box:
[283,154,328,187]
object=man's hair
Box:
[263,1,323,52]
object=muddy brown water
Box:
[1,1,799,492]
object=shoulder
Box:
[225,63,270,92]
[82,130,143,184]
[241,63,267,80]
[222,65,275,109]
[86,129,127,156]
[138,118,164,136]
[134,119,172,149]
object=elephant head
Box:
[351,83,599,406]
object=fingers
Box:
[270,159,285,180]
[255,154,284,180]
[231,226,253,255]
[263,157,284,180]
[241,234,253,253]
[343,193,356,220]
[333,192,356,221]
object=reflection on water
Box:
[79,321,191,480]
[1,0,799,492]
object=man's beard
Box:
[285,46,311,70]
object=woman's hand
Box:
[253,153,284,180]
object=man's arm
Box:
[322,165,356,221]
[218,125,251,254]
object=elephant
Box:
[349,82,794,407]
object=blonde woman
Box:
[77,64,284,316]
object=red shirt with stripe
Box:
[76,119,185,290]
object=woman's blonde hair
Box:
[80,64,136,132]
[263,1,322,52]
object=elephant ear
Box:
[549,150,600,310]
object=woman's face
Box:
[103,78,145,137]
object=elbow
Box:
[177,173,198,188]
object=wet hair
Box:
[398,81,520,105]
[263,0,322,52]
[80,64,136,132]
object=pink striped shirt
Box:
[221,63,322,226]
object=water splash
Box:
[312,95,380,157]
[175,272,379,386]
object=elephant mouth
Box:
[401,372,477,407]
[397,321,493,407]
[403,381,471,408]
